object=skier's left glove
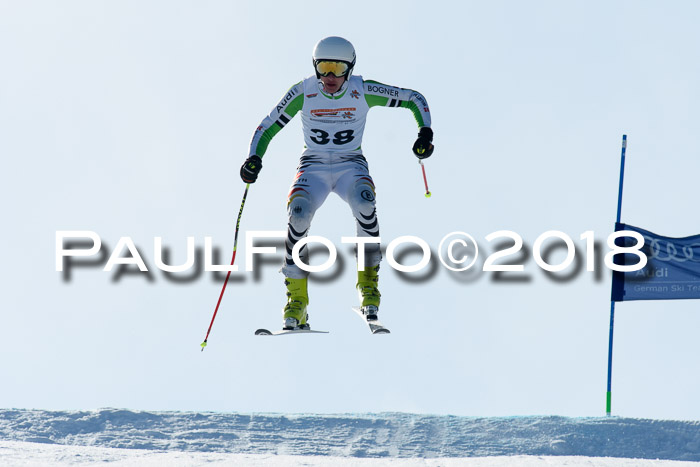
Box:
[240,155,263,183]
[412,127,434,159]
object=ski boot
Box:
[356,265,381,321]
[282,277,309,330]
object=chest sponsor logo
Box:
[351,90,360,99]
[366,84,399,97]
[311,107,356,119]
[305,93,318,98]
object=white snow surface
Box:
[1,409,699,466]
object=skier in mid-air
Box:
[240,36,434,331]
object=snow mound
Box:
[1,409,699,462]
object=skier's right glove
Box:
[240,155,263,183]
[412,127,434,159]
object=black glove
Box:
[412,127,434,159]
[240,155,263,183]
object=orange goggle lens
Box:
[315,61,350,77]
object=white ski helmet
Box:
[312,36,356,78]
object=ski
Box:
[351,307,390,334]
[255,328,328,336]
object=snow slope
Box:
[1,441,699,467]
[1,409,700,466]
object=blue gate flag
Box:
[611,223,700,301]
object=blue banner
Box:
[611,223,700,301]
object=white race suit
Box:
[248,74,432,279]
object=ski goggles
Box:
[315,60,351,77]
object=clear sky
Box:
[2,0,700,420]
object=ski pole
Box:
[201,183,250,351]
[419,159,431,198]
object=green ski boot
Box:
[356,265,381,321]
[283,277,309,330]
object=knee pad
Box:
[287,194,313,232]
[350,180,377,218]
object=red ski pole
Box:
[419,159,431,198]
[201,183,250,351]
